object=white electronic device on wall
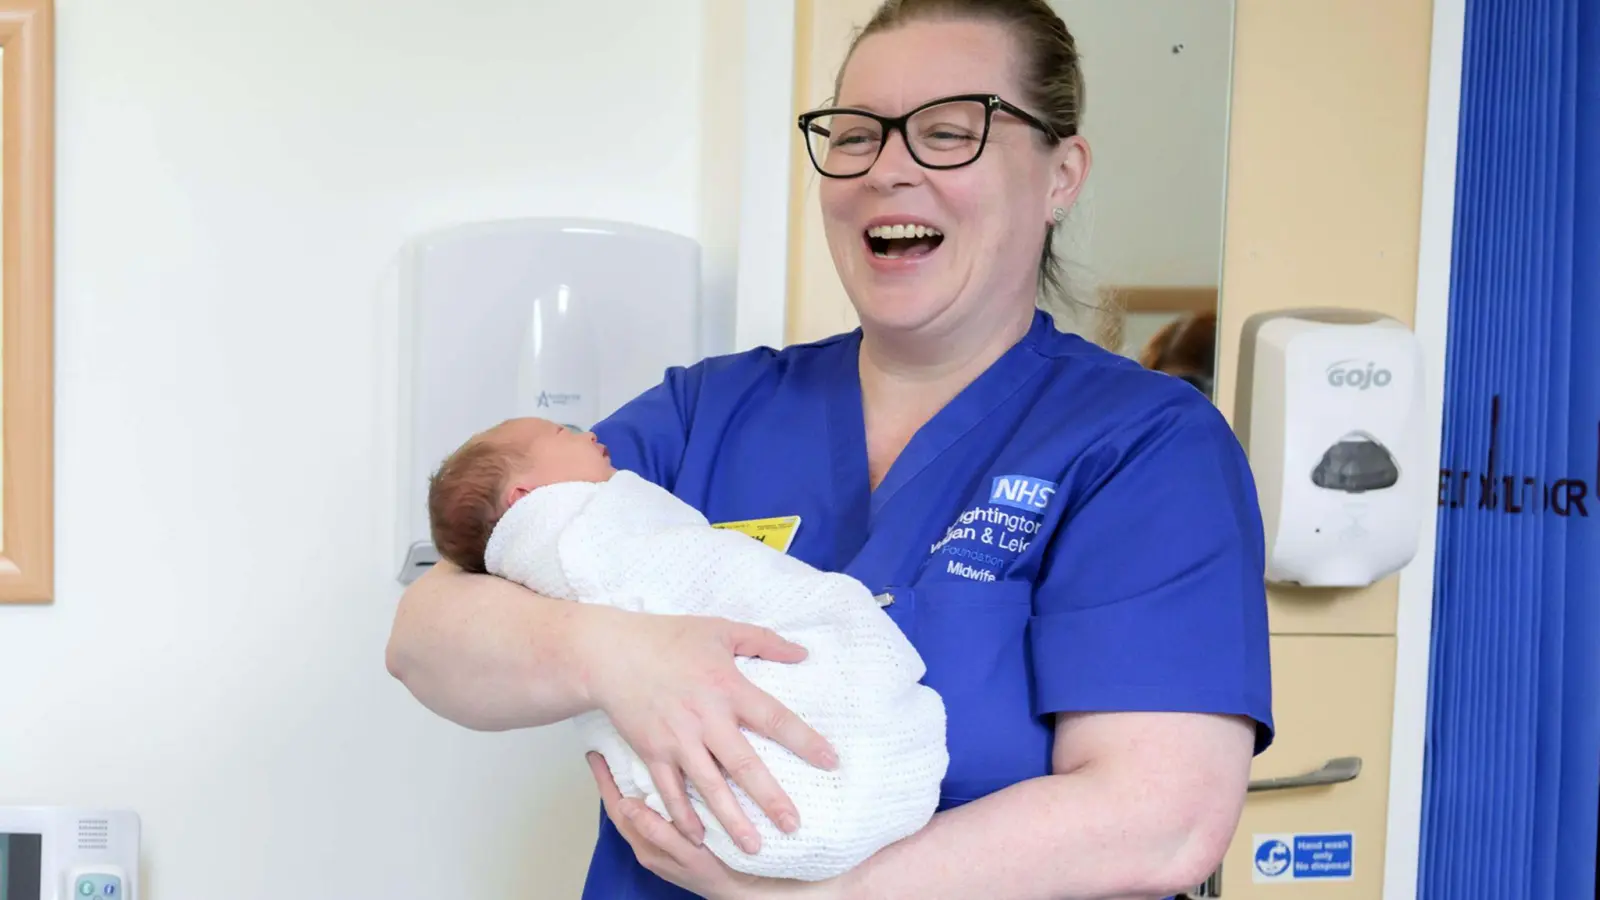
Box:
[394,217,719,585]
[0,807,140,900]
[1236,309,1428,588]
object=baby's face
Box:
[490,417,616,494]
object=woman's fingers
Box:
[704,719,802,837]
[591,754,689,875]
[725,622,809,665]
[736,681,839,773]
[720,621,838,770]
[619,797,700,871]
[679,742,762,855]
[588,752,622,804]
[591,613,843,866]
[647,759,705,844]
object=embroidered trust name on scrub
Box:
[928,475,1057,582]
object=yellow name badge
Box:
[711,515,802,554]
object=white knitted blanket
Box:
[483,470,948,881]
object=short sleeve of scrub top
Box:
[1023,383,1273,731]
[583,310,1274,900]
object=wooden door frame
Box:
[0,0,55,605]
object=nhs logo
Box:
[990,475,1058,512]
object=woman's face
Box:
[819,18,1089,340]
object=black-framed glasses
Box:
[796,93,1064,179]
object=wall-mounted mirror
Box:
[1049,0,1233,403]
[785,0,1234,408]
[0,0,55,604]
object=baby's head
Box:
[427,416,616,573]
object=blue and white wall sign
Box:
[1252,832,1355,883]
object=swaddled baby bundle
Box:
[483,470,948,881]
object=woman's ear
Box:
[1045,135,1093,224]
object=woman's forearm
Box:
[385,560,616,731]
[835,712,1252,900]
[838,775,1207,900]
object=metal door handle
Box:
[1183,866,1226,898]
[1248,756,1362,792]
[1180,757,1363,897]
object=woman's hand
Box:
[579,609,839,854]
[588,753,844,900]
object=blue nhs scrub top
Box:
[584,309,1274,899]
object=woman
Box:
[386,1,1274,897]
[1139,311,1220,400]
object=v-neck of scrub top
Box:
[824,311,1054,582]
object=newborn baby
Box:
[426,417,949,881]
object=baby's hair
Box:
[427,437,517,574]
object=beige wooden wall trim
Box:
[1102,285,1217,314]
[0,0,54,605]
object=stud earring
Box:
[1052,206,1067,223]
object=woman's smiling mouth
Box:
[864,221,946,260]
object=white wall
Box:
[0,1,759,898]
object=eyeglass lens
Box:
[806,99,989,177]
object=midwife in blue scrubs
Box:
[387,1,1274,897]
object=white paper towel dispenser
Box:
[394,217,715,584]
[1235,308,1429,588]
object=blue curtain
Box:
[1419,0,1600,898]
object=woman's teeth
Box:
[866,223,945,258]
[870,222,940,240]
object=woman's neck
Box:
[855,305,1035,487]
[857,305,1034,403]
